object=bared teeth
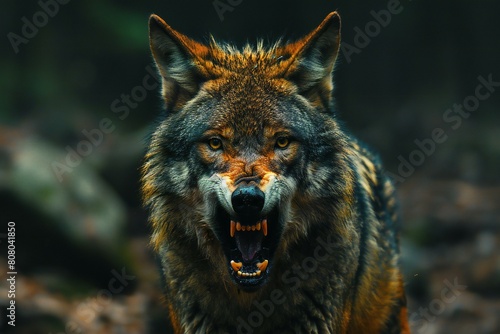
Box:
[236,270,262,277]
[262,219,268,236]
[230,221,236,237]
[231,260,242,272]
[231,220,267,234]
[235,266,265,277]
[257,259,268,272]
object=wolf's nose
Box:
[231,185,265,219]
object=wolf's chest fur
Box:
[141,12,409,334]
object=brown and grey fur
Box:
[141,12,409,334]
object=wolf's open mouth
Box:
[215,205,281,290]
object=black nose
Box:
[231,185,265,221]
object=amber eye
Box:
[208,138,222,150]
[276,136,290,149]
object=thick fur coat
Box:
[141,12,409,334]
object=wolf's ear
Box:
[149,14,211,111]
[281,12,341,106]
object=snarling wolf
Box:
[141,11,409,334]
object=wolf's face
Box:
[143,13,347,291]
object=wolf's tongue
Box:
[235,232,263,262]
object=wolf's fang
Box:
[231,260,242,272]
[230,221,236,237]
[257,260,268,272]
[262,219,268,236]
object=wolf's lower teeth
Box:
[236,270,262,277]
[234,260,268,277]
[257,259,268,272]
[230,260,242,272]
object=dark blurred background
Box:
[1,0,499,333]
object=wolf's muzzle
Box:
[210,174,280,289]
[231,184,265,221]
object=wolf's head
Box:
[142,12,353,291]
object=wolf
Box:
[141,11,409,334]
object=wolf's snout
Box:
[231,185,265,219]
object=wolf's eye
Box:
[208,138,223,150]
[276,137,290,149]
